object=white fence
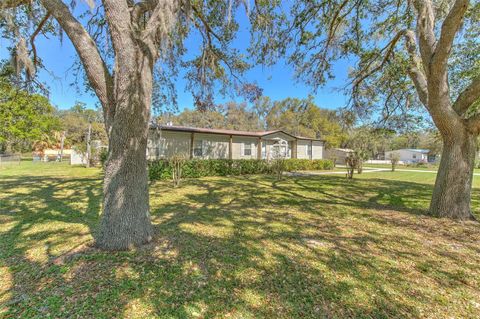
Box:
[365,159,405,165]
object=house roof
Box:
[150,124,325,141]
[388,149,430,154]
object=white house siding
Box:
[193,133,229,159]
[296,140,310,159]
[232,136,259,159]
[70,150,87,165]
[312,141,323,159]
[147,130,191,160]
[261,132,295,159]
[385,149,428,163]
[148,128,325,161]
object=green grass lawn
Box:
[357,163,441,171]
[1,162,480,318]
[360,163,480,174]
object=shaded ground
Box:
[1,163,479,318]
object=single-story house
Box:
[147,125,325,160]
[384,149,431,163]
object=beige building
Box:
[324,148,353,165]
[148,125,325,160]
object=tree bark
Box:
[430,128,477,220]
[96,54,154,250]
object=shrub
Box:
[345,153,358,179]
[171,155,187,187]
[148,158,333,181]
[389,152,400,172]
[99,148,109,167]
[283,159,333,171]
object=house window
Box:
[243,142,252,156]
[412,154,417,159]
[194,140,203,157]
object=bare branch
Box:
[454,76,480,116]
[431,0,468,75]
[30,12,51,68]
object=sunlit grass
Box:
[0,162,479,318]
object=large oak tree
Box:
[253,0,480,220]
[1,0,255,250]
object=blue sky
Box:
[0,5,353,112]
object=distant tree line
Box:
[345,126,443,160]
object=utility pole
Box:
[86,122,92,168]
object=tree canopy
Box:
[58,102,108,153]
[253,0,480,124]
[0,65,59,153]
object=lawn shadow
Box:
[1,173,479,318]
[144,175,479,318]
[0,174,104,316]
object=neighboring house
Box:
[384,149,431,163]
[324,148,353,165]
[147,125,325,160]
[70,149,87,165]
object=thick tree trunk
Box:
[430,129,477,220]
[96,56,154,250]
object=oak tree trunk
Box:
[96,54,154,250]
[430,129,477,220]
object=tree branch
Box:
[412,0,436,68]
[191,3,222,43]
[352,31,405,90]
[453,76,480,116]
[30,12,51,68]
[39,0,114,130]
[142,0,180,59]
[431,0,468,76]
[0,0,30,9]
[466,112,480,134]
[131,0,158,27]
[101,0,134,55]
[403,29,429,107]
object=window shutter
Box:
[241,142,244,156]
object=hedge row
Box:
[283,158,334,171]
[148,158,333,181]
